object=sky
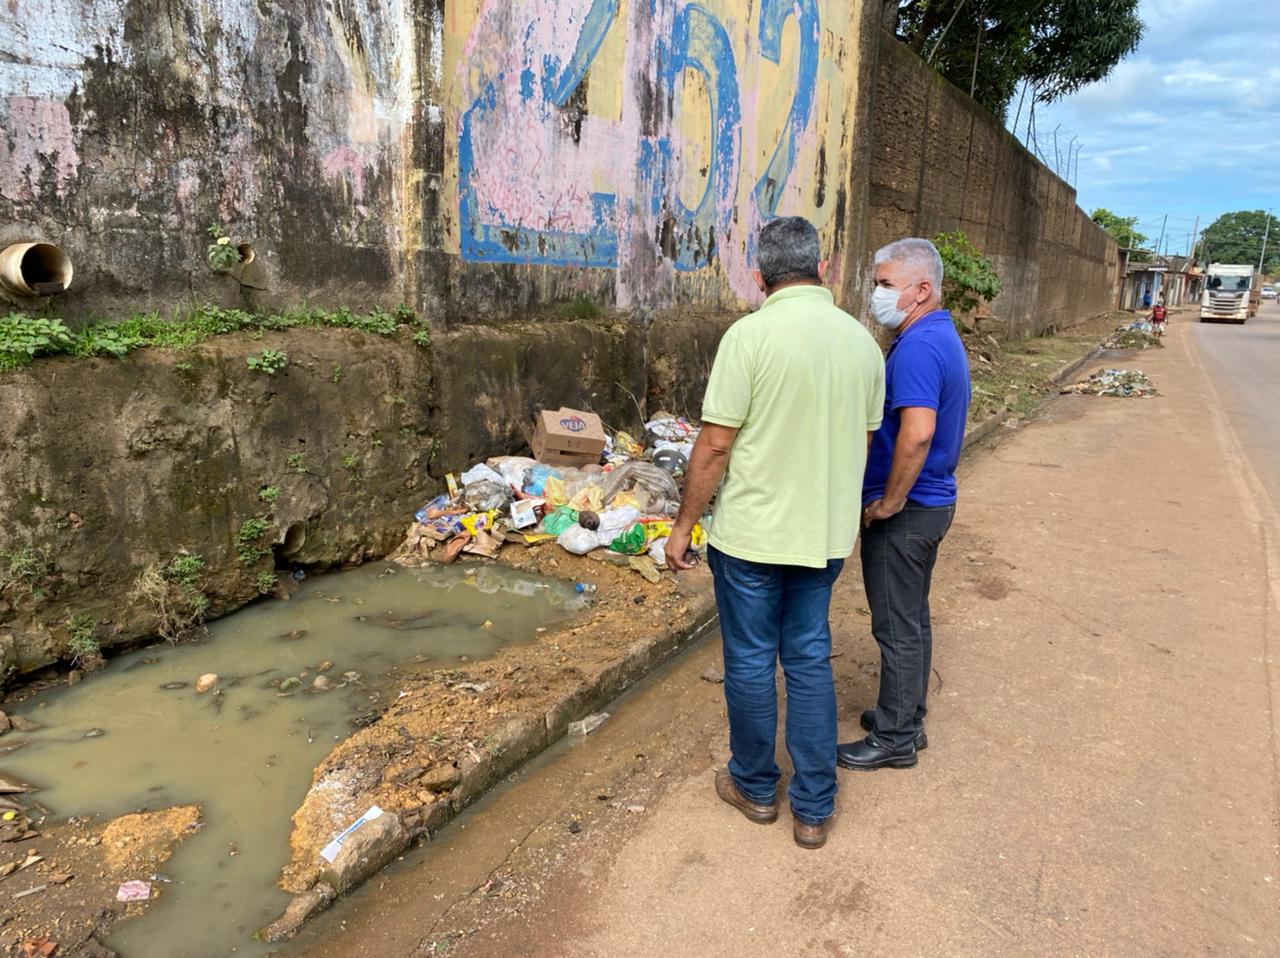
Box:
[1018,0,1280,256]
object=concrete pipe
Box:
[0,242,74,297]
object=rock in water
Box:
[195,673,219,694]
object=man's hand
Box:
[664,525,696,571]
[862,497,904,528]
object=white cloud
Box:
[1016,0,1280,234]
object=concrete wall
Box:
[1,0,876,324]
[865,37,1119,336]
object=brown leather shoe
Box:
[793,816,832,849]
[714,769,777,824]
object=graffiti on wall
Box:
[452,0,855,302]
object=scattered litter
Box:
[46,872,72,885]
[701,668,725,684]
[568,713,610,736]
[320,805,384,864]
[392,406,711,580]
[159,681,188,691]
[480,620,493,630]
[115,880,151,902]
[567,819,582,834]
[454,682,491,693]
[1102,320,1163,350]
[626,804,646,814]
[83,728,104,738]
[1062,368,1157,398]
[312,676,331,691]
[195,673,219,694]
[11,883,46,900]
[278,677,302,693]
[21,938,58,957]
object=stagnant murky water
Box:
[2,562,583,957]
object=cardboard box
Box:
[531,407,606,467]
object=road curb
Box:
[264,591,721,941]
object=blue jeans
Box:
[708,545,844,825]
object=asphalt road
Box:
[294,312,1280,958]
[1186,297,1280,509]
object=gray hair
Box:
[874,237,944,291]
[757,217,822,288]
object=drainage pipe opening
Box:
[0,242,74,297]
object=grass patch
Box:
[1,303,427,374]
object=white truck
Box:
[1200,263,1260,323]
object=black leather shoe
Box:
[837,734,918,770]
[860,710,927,751]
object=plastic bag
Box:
[649,536,670,567]
[464,480,513,512]
[461,463,505,487]
[600,462,679,510]
[542,475,569,507]
[645,416,698,443]
[541,505,579,536]
[610,489,649,512]
[595,506,642,542]
[460,510,498,536]
[558,524,602,555]
[523,463,558,496]
[608,522,647,554]
[488,456,539,490]
[567,483,604,512]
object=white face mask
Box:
[870,283,916,329]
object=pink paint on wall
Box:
[0,97,80,202]
[321,145,368,203]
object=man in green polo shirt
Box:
[666,216,885,849]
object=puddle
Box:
[1,562,583,958]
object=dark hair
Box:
[757,217,822,288]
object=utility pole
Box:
[1188,214,1200,264]
[1259,209,1273,273]
[1155,214,1168,260]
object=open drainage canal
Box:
[2,562,584,957]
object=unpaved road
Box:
[291,307,1280,958]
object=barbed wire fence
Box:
[1009,80,1082,186]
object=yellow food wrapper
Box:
[460,510,498,536]
[542,475,568,508]
[641,520,705,546]
[568,484,604,512]
[613,431,644,459]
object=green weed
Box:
[258,485,281,505]
[247,348,288,375]
[235,517,271,565]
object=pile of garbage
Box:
[1102,320,1163,350]
[1061,368,1158,398]
[393,411,708,581]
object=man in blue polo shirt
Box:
[837,237,970,771]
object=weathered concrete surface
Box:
[1,0,875,322]
[867,36,1119,336]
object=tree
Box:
[891,0,1144,117]
[1199,210,1280,273]
[1090,208,1149,251]
[934,230,1002,324]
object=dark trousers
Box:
[708,546,844,825]
[860,502,955,749]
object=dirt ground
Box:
[0,805,199,957]
[290,308,1280,957]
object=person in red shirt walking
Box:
[1151,298,1167,336]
